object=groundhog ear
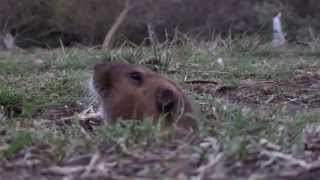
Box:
[155,88,177,113]
[93,61,111,72]
[93,62,112,94]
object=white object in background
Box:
[3,33,16,50]
[0,106,4,121]
[272,12,286,47]
[217,57,224,67]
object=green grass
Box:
[97,116,175,148]
[0,40,320,163]
[1,131,33,157]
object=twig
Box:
[184,80,219,84]
[261,150,320,170]
[65,154,93,165]
[59,39,66,57]
[78,106,103,120]
[196,153,224,179]
[189,70,231,74]
[102,0,131,50]
[259,138,280,151]
[43,166,85,175]
[258,80,276,84]
[81,152,101,177]
[282,98,298,105]
[265,95,275,104]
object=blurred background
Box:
[0,0,319,48]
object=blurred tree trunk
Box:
[102,0,130,50]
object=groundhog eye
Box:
[129,71,143,85]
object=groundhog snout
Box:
[155,87,177,114]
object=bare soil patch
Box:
[189,69,320,109]
[34,103,84,120]
[2,138,320,180]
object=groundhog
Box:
[91,61,198,133]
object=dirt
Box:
[32,102,85,127]
[189,69,320,110]
[2,140,320,180]
[34,102,84,120]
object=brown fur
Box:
[92,62,198,132]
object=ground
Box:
[1,41,320,180]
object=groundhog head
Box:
[92,61,198,132]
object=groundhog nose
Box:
[155,87,176,113]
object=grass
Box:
[0,38,320,179]
[1,131,33,157]
[97,117,174,148]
